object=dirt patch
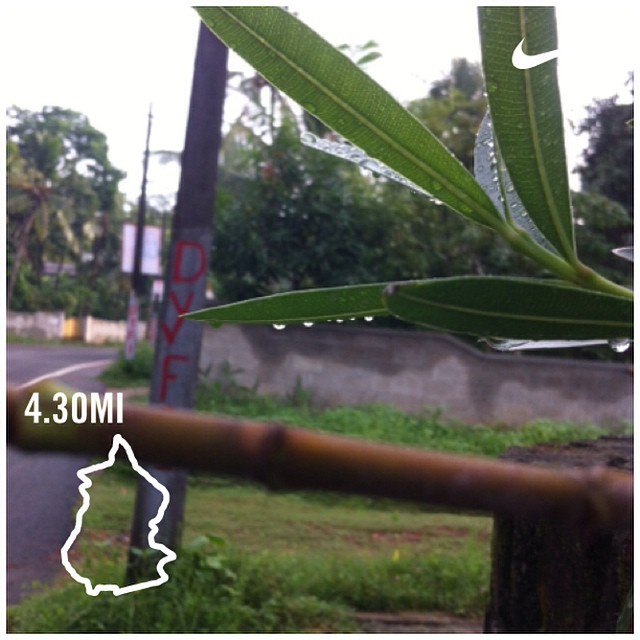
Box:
[501,435,633,471]
[355,611,482,633]
[369,525,475,545]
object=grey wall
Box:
[199,323,632,427]
[7,311,65,340]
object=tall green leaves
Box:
[185,276,632,340]
[196,7,502,229]
[384,278,632,340]
[478,7,575,262]
[189,6,632,341]
[184,283,389,326]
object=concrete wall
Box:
[84,316,147,344]
[7,311,146,344]
[200,323,632,427]
[7,310,65,340]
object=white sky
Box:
[3,1,637,204]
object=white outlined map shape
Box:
[60,434,177,596]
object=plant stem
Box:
[499,225,634,300]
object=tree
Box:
[6,140,51,307]
[7,106,126,311]
[214,58,489,303]
[214,114,381,301]
[7,106,124,212]
[576,86,634,215]
[407,58,487,171]
[571,191,632,286]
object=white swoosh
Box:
[512,38,558,70]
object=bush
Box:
[99,342,154,387]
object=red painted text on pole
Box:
[158,239,208,402]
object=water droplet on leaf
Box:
[612,247,633,262]
[300,132,317,145]
[298,131,429,198]
[609,339,630,353]
[273,324,286,330]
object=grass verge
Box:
[8,462,490,632]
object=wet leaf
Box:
[183,282,391,326]
[384,277,632,340]
[196,7,503,228]
[478,7,576,261]
[474,111,556,253]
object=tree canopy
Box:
[576,86,634,216]
[7,106,128,316]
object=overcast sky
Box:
[4,1,636,203]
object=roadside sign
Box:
[121,223,162,276]
[124,291,139,360]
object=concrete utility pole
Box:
[133,105,153,296]
[125,105,153,361]
[126,22,228,583]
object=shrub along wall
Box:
[199,324,632,426]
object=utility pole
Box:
[125,105,153,360]
[126,22,228,583]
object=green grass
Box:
[97,342,154,387]
[9,462,490,633]
[194,373,630,457]
[9,372,628,633]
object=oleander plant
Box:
[186,6,632,353]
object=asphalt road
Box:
[6,344,118,605]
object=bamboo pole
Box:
[7,382,632,531]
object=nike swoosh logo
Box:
[512,38,559,70]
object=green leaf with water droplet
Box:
[183,282,393,326]
[474,111,555,252]
[478,7,576,262]
[196,7,503,229]
[384,277,632,340]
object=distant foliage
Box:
[577,90,634,215]
[6,106,129,317]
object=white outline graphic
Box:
[60,434,177,596]
[512,38,559,70]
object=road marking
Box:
[15,359,114,390]
[60,434,176,596]
[512,38,559,70]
